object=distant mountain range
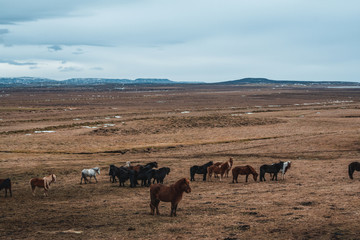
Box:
[0,77,359,87]
[0,77,175,86]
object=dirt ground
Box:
[0,84,360,240]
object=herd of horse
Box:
[190,158,292,183]
[1,160,360,217]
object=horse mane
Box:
[173,178,189,190]
[229,158,233,167]
[285,161,291,172]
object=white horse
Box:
[80,167,100,184]
[280,161,291,179]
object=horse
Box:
[80,167,100,184]
[190,161,213,181]
[152,167,171,184]
[260,161,284,181]
[30,174,56,196]
[348,162,360,179]
[225,157,234,177]
[0,178,12,198]
[150,178,191,217]
[113,166,136,187]
[232,165,258,183]
[279,161,291,180]
[129,162,158,173]
[207,158,233,181]
[136,164,159,187]
[109,164,117,183]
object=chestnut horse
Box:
[150,178,191,217]
[232,165,258,183]
[30,174,56,196]
[207,158,233,181]
[348,162,360,179]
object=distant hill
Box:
[218,78,360,86]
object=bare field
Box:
[0,84,360,239]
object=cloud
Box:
[0,29,9,35]
[72,48,84,55]
[58,66,82,72]
[90,67,103,71]
[48,45,62,52]
[0,59,37,66]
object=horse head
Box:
[94,167,100,174]
[52,174,57,183]
[176,178,191,193]
[183,178,191,193]
[253,172,258,181]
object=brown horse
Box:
[30,174,56,196]
[232,165,258,183]
[207,158,233,181]
[150,178,191,217]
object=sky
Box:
[0,0,359,82]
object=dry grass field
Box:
[0,84,360,239]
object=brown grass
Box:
[0,85,360,239]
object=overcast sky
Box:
[0,0,359,82]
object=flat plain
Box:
[0,84,360,240]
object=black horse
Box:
[260,161,284,181]
[0,178,12,197]
[348,162,360,179]
[109,164,118,183]
[147,167,171,185]
[136,164,158,187]
[109,165,136,187]
[190,161,213,181]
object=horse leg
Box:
[151,197,160,215]
[31,185,36,196]
[202,173,206,181]
[94,175,98,183]
[171,202,178,217]
[273,173,278,181]
[246,174,249,183]
[44,187,48,197]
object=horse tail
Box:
[349,163,354,179]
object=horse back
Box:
[0,178,11,189]
[30,178,45,188]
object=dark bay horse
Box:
[190,161,213,181]
[232,165,258,183]
[260,161,283,181]
[348,162,360,179]
[150,178,191,217]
